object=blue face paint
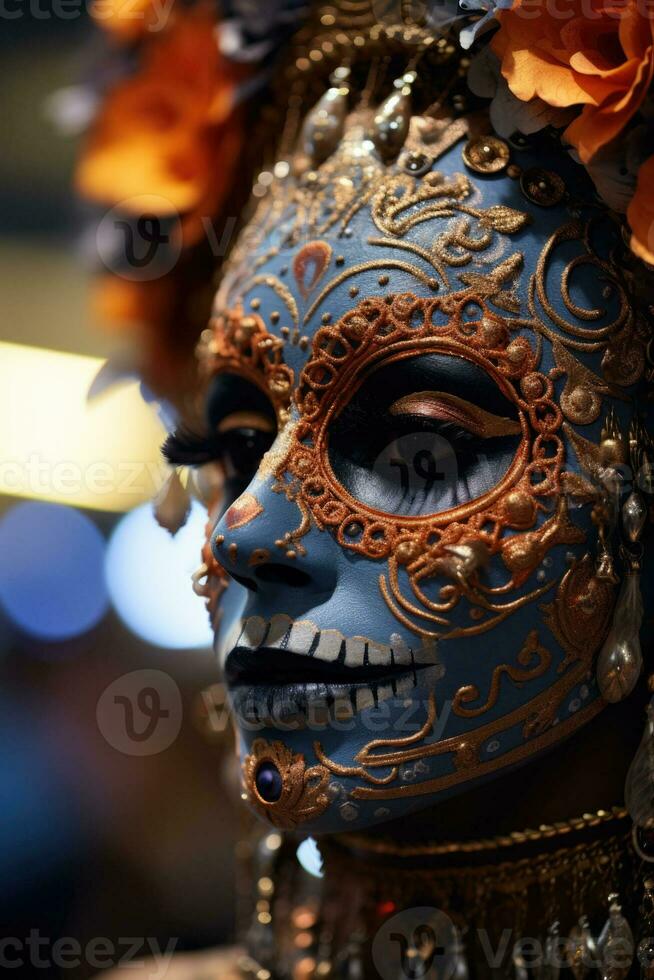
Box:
[173,118,652,833]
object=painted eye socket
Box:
[163,373,277,501]
[217,412,275,484]
[326,353,523,518]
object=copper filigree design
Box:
[452,629,552,718]
[540,554,616,673]
[274,291,582,638]
[314,623,604,800]
[198,306,294,416]
[242,738,331,829]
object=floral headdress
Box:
[75,0,654,402]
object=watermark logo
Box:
[97,669,183,756]
[372,907,459,980]
[96,196,182,282]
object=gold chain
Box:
[338,805,628,857]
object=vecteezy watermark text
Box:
[0,932,178,976]
[0,0,175,28]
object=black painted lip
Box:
[225,647,433,726]
[225,645,424,687]
[227,677,420,727]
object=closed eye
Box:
[389,392,522,440]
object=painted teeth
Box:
[265,613,293,648]
[223,615,439,670]
[314,629,343,662]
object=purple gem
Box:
[256,761,283,802]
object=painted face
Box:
[177,113,652,833]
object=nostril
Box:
[228,571,259,592]
[255,563,312,589]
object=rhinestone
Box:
[255,762,283,803]
[327,781,345,801]
[339,802,358,822]
[520,167,565,207]
[487,739,500,753]
[401,150,432,176]
[462,135,510,174]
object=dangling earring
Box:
[596,413,648,702]
[597,894,635,980]
[299,66,351,167]
[371,70,416,160]
[593,408,625,585]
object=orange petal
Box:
[628,155,654,264]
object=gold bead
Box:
[462,135,510,174]
[520,167,565,207]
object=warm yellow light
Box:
[0,341,167,512]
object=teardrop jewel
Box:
[597,894,634,980]
[623,490,647,544]
[596,565,643,702]
[568,916,598,980]
[537,921,562,980]
[301,66,350,166]
[153,468,191,534]
[372,71,415,160]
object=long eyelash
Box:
[162,426,225,467]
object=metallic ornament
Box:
[443,539,491,585]
[537,922,562,980]
[597,566,644,702]
[601,408,628,467]
[520,167,566,207]
[399,149,433,176]
[597,894,634,980]
[462,135,510,174]
[153,469,191,535]
[625,698,654,829]
[637,879,654,976]
[372,72,415,160]
[242,738,331,828]
[622,491,647,544]
[301,67,350,166]
[568,916,597,980]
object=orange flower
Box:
[627,154,654,262]
[492,0,654,162]
[77,7,248,245]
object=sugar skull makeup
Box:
[166,106,653,833]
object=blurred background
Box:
[0,11,242,976]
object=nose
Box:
[210,474,335,599]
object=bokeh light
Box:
[106,501,213,649]
[0,501,109,641]
[296,837,323,879]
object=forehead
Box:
[212,114,640,398]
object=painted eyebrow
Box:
[217,411,275,434]
[389,391,522,438]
